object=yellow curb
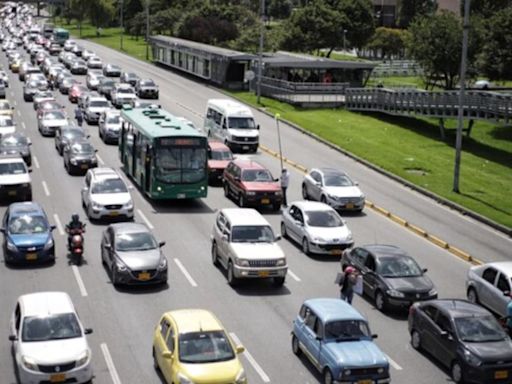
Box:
[427,234,449,249]
[389,214,408,227]
[408,223,428,237]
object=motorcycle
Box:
[66,225,86,265]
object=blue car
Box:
[292,298,390,384]
[1,202,56,264]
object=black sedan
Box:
[54,125,89,155]
[341,244,437,311]
[120,71,140,87]
[0,133,32,166]
[62,139,98,175]
[409,299,512,384]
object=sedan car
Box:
[0,133,31,166]
[55,125,88,155]
[302,168,365,212]
[153,309,246,384]
[85,71,104,90]
[70,58,87,74]
[38,110,68,136]
[1,202,55,264]
[120,71,140,86]
[23,79,48,101]
[0,115,16,136]
[341,244,437,311]
[99,109,122,144]
[59,77,80,94]
[292,298,390,384]
[63,139,98,175]
[100,222,167,285]
[68,84,88,103]
[409,299,512,384]
[64,39,77,51]
[97,78,116,99]
[103,63,121,77]
[71,44,83,56]
[86,56,102,69]
[82,49,95,60]
[0,70,9,86]
[466,262,512,319]
[281,201,354,256]
[110,83,136,108]
[135,78,159,99]
[207,141,233,184]
[84,96,110,124]
[32,90,54,110]
[9,292,93,383]
[0,100,14,116]
[36,100,64,119]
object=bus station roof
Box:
[261,51,377,70]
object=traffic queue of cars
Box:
[0,3,511,384]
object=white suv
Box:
[9,292,93,384]
[81,167,134,220]
[211,208,287,287]
[0,155,31,200]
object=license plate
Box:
[357,380,372,384]
[109,211,119,216]
[138,272,151,281]
[8,190,16,196]
[330,249,342,255]
[26,253,37,261]
[177,193,186,199]
[261,198,270,204]
[50,373,66,383]
[346,203,354,209]
[495,371,508,379]
[258,271,269,277]
[242,146,249,150]
[80,164,88,169]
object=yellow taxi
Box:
[153,309,247,384]
[0,100,14,116]
[10,58,22,73]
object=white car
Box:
[63,39,77,51]
[38,110,68,136]
[99,109,122,143]
[281,201,353,255]
[81,167,134,220]
[84,96,110,124]
[0,115,16,135]
[0,155,32,200]
[9,292,93,384]
[110,84,136,108]
[86,56,103,69]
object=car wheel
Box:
[152,348,159,371]
[302,184,309,199]
[280,222,288,239]
[223,183,230,197]
[451,361,464,383]
[86,203,93,220]
[375,291,387,312]
[273,276,285,287]
[227,261,238,287]
[211,242,219,266]
[291,334,301,356]
[411,330,421,350]
[238,194,245,208]
[321,195,327,204]
[467,287,479,304]
[302,238,310,255]
[323,368,334,384]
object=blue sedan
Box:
[292,298,390,384]
[1,202,56,264]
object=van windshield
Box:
[231,225,274,243]
[228,117,255,130]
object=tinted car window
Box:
[482,268,498,284]
[178,331,235,364]
[435,313,453,333]
[305,210,343,227]
[22,313,82,342]
[455,315,507,342]
[497,274,510,293]
[115,231,157,251]
[231,225,274,243]
[324,174,353,187]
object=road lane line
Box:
[72,265,88,297]
[385,353,402,370]
[33,156,40,169]
[101,343,122,384]
[21,121,26,130]
[96,154,105,165]
[53,213,65,236]
[42,181,50,196]
[288,269,301,282]
[174,258,198,287]
[229,333,270,383]
[13,100,17,106]
[136,209,154,229]
[16,110,20,117]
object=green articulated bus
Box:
[119,106,208,200]
[53,28,69,45]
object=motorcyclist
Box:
[65,213,85,249]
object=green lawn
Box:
[367,76,426,89]
[227,92,512,229]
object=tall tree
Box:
[463,0,512,18]
[366,27,409,59]
[397,0,438,28]
[86,0,116,29]
[333,0,375,50]
[267,0,293,20]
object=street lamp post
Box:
[120,0,124,51]
[145,0,150,60]
[453,0,471,193]
[275,114,284,172]
[342,29,347,52]
[256,0,265,104]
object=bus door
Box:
[144,144,152,192]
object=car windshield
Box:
[117,87,133,94]
[0,118,14,127]
[231,225,274,243]
[9,215,48,234]
[210,150,233,161]
[241,169,273,182]
[455,316,507,343]
[324,174,354,187]
[377,256,423,278]
[63,130,85,140]
[91,178,127,194]
[324,320,371,341]
[0,162,26,175]
[115,231,157,251]
[179,331,235,364]
[44,111,65,120]
[228,117,255,129]
[0,101,11,110]
[106,116,120,124]
[101,80,115,87]
[1,135,28,147]
[305,210,343,227]
[141,80,155,86]
[90,100,109,108]
[71,142,94,154]
[22,313,81,342]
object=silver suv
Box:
[210,208,287,287]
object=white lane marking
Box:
[96,154,105,165]
[288,269,301,282]
[42,181,50,196]
[13,100,17,106]
[101,343,122,384]
[21,121,26,130]
[72,265,88,297]
[385,353,403,370]
[174,258,198,287]
[33,156,40,169]
[229,332,271,383]
[53,213,65,236]
[16,110,20,117]
[136,209,154,229]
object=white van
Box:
[204,99,259,153]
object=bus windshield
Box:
[155,145,206,184]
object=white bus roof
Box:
[207,99,253,117]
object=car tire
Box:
[323,368,334,384]
[227,261,238,287]
[411,330,421,350]
[467,287,479,304]
[238,194,245,208]
[302,238,311,256]
[280,222,288,239]
[375,291,387,312]
[211,242,219,266]
[112,267,119,286]
[321,195,327,205]
[302,184,309,200]
[451,361,464,384]
[223,183,230,198]
[152,348,159,371]
[86,204,93,220]
[273,276,285,287]
[291,334,301,356]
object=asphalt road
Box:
[0,37,510,384]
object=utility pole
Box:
[453,0,471,193]
[343,29,347,52]
[145,0,150,60]
[120,0,124,50]
[256,0,265,104]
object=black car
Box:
[341,245,437,311]
[54,125,89,155]
[135,78,159,99]
[409,299,512,384]
[120,71,140,87]
[62,139,98,175]
[0,133,32,166]
[97,78,116,100]
[23,79,48,101]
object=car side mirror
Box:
[256,124,260,130]
[50,225,56,231]
[439,331,448,338]
[162,351,173,359]
[295,220,303,227]
[236,345,245,354]
[422,268,428,273]
[86,135,90,138]
[372,334,378,339]
[159,241,166,248]
[94,149,98,153]
[275,235,282,241]
[28,142,32,146]
[28,168,33,173]
[315,335,323,341]
[8,335,17,341]
[84,328,93,335]
[234,177,241,182]
[104,243,111,250]
[354,181,359,186]
[315,181,322,187]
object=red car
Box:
[223,159,282,211]
[207,141,233,184]
[68,84,88,103]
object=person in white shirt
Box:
[280,168,290,206]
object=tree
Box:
[397,0,438,28]
[366,27,409,59]
[267,0,293,20]
[331,0,375,51]
[86,0,116,29]
[126,11,145,39]
[151,9,179,35]
[463,0,512,19]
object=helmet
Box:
[71,214,80,223]
[344,266,355,274]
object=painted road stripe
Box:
[288,269,301,282]
[42,181,50,196]
[174,258,198,287]
[230,333,270,383]
[53,213,65,236]
[385,353,402,371]
[101,343,122,384]
[33,156,40,169]
[21,121,26,130]
[16,110,20,117]
[136,209,154,229]
[72,265,88,297]
[13,100,17,106]
[96,154,105,165]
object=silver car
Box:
[466,262,512,318]
[99,109,122,144]
[302,167,365,212]
[100,222,167,286]
[281,201,353,255]
[38,110,68,136]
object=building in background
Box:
[373,0,460,27]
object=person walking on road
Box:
[280,168,290,207]
[339,266,358,304]
[74,106,83,127]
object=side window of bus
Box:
[207,108,214,119]
[213,110,222,126]
[222,118,227,129]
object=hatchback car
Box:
[302,168,365,212]
[68,84,88,103]
[153,309,246,384]
[38,110,68,136]
[342,245,437,311]
[281,201,353,256]
[84,96,110,124]
[8,292,93,383]
[32,90,54,110]
[223,159,282,210]
[98,109,122,144]
[409,299,512,384]
[81,167,134,220]
[100,222,167,285]
[85,71,104,90]
[36,100,64,119]
[207,141,233,184]
[1,202,55,264]
[63,39,77,51]
[23,79,48,101]
[292,298,390,384]
[59,77,80,94]
[55,125,88,155]
[0,133,32,166]
[63,139,98,175]
[135,78,159,98]
[82,49,95,61]
[103,63,121,77]
[0,155,32,201]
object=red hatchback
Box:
[69,84,88,103]
[223,159,282,211]
[208,141,233,184]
